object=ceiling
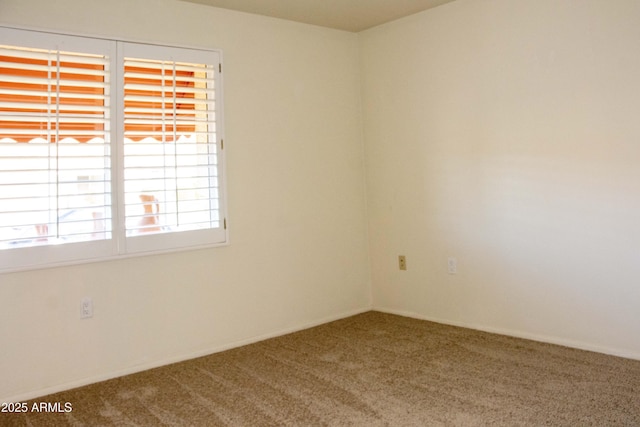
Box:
[179,0,459,32]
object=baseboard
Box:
[3,306,372,403]
[374,307,640,362]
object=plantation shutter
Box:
[0,43,111,249]
[121,42,224,253]
[0,28,227,273]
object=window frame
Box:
[0,26,228,274]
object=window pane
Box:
[123,55,220,237]
[0,44,111,250]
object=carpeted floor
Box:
[3,311,640,426]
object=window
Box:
[0,27,227,272]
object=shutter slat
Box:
[0,74,107,89]
[0,88,106,100]
[0,115,107,123]
[0,47,107,65]
[0,102,107,113]
[0,60,108,77]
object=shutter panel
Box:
[0,44,111,250]
[122,48,222,250]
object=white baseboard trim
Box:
[374,307,640,362]
[4,306,372,403]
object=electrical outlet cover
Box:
[447,257,457,274]
[399,255,407,270]
[81,297,93,319]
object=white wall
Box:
[361,0,640,358]
[3,0,640,404]
[0,0,371,401]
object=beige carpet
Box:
[3,311,640,426]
